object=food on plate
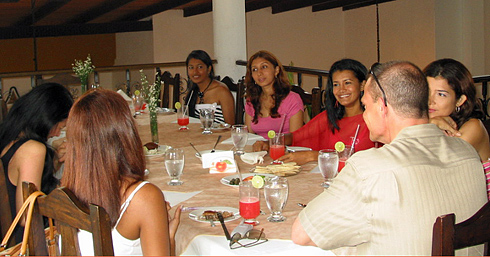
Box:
[229,175,267,185]
[143,142,159,155]
[254,162,301,176]
[200,210,234,221]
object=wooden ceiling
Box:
[0,0,394,39]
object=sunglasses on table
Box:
[369,62,388,107]
[216,212,268,249]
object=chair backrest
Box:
[220,76,245,124]
[432,201,490,255]
[23,182,114,256]
[0,163,13,245]
[291,85,323,119]
[157,68,181,109]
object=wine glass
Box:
[164,148,184,186]
[269,133,285,164]
[199,108,214,134]
[132,92,144,116]
[231,125,248,155]
[239,180,260,225]
[318,149,339,188]
[177,105,189,131]
[264,177,289,222]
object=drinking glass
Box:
[164,148,184,186]
[264,177,289,222]
[231,125,248,155]
[269,133,285,164]
[199,108,214,134]
[318,149,339,188]
[239,180,260,225]
[132,93,144,116]
[337,145,353,172]
[177,105,189,131]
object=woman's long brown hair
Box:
[61,89,145,226]
[245,50,291,123]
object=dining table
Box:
[134,110,353,256]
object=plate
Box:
[195,149,225,159]
[201,123,231,130]
[220,173,277,188]
[286,146,312,152]
[144,145,172,157]
[156,107,175,115]
[188,207,240,223]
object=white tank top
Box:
[77,181,149,256]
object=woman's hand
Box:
[430,116,461,137]
[277,151,318,165]
[253,141,269,152]
[167,202,182,240]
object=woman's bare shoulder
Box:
[16,140,46,156]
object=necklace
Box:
[197,80,213,104]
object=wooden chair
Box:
[220,76,245,124]
[291,85,323,119]
[156,68,181,109]
[0,163,13,246]
[432,201,490,255]
[23,182,114,256]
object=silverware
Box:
[216,212,231,240]
[210,135,222,153]
[297,203,307,208]
[210,220,216,227]
[189,143,202,157]
[181,206,202,212]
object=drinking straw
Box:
[277,114,287,144]
[349,124,361,157]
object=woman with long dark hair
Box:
[424,58,490,161]
[254,59,377,165]
[183,50,235,125]
[245,50,304,138]
[62,89,181,255]
[0,82,73,241]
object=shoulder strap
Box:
[115,181,149,227]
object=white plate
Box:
[195,149,225,159]
[220,173,277,188]
[145,145,172,157]
[200,123,231,130]
[286,146,312,152]
[188,207,240,223]
[156,107,175,115]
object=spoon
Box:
[210,135,222,153]
[189,143,202,157]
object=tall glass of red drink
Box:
[239,180,260,225]
[177,105,189,131]
[269,133,285,164]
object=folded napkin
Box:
[117,89,133,102]
[222,133,267,145]
[162,190,202,207]
[241,151,267,165]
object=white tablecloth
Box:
[180,235,334,256]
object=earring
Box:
[335,100,339,108]
[456,106,461,113]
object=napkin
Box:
[241,151,267,165]
[221,133,267,145]
[162,190,202,207]
[117,89,132,102]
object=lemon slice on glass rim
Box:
[134,89,140,96]
[251,175,264,189]
[267,130,276,139]
[335,141,345,152]
[174,102,182,109]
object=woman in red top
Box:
[254,59,377,165]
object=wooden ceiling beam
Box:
[342,0,395,11]
[66,0,138,24]
[13,0,71,26]
[183,2,212,17]
[272,0,331,14]
[0,20,152,39]
[312,0,396,12]
[118,0,194,22]
[245,0,273,12]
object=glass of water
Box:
[199,108,215,134]
[264,177,289,222]
[318,149,339,188]
[231,125,248,155]
[165,148,184,186]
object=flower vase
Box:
[150,110,159,144]
[80,76,88,94]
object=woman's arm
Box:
[458,119,490,161]
[429,116,461,136]
[245,113,255,134]
[217,87,236,125]
[288,111,304,133]
[278,150,318,165]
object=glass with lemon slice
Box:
[268,130,285,164]
[175,102,189,131]
[132,90,144,115]
[335,141,353,172]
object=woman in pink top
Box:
[244,50,304,138]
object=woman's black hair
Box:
[183,50,215,118]
[0,83,73,193]
[325,59,367,133]
[423,58,484,128]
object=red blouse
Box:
[292,111,377,152]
